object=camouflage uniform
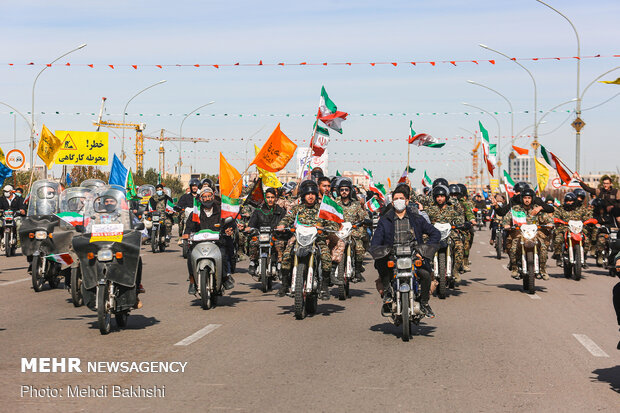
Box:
[237,204,254,256]
[456,196,475,262]
[553,204,592,257]
[277,194,298,212]
[149,193,174,237]
[333,196,367,272]
[279,202,335,274]
[502,205,551,272]
[576,202,595,253]
[427,202,465,272]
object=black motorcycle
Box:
[1,209,18,257]
[250,226,280,292]
[146,211,166,253]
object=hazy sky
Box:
[1,0,619,184]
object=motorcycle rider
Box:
[371,184,441,318]
[489,193,506,246]
[473,193,487,222]
[426,185,466,283]
[276,180,335,299]
[451,184,474,272]
[317,176,332,201]
[502,188,551,280]
[0,184,26,215]
[573,188,596,258]
[246,188,286,276]
[148,183,174,245]
[176,178,201,245]
[333,178,367,283]
[574,173,620,221]
[553,192,591,266]
[183,187,236,295]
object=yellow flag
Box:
[534,157,549,193]
[0,147,5,165]
[37,125,62,168]
[599,77,620,85]
[254,145,282,188]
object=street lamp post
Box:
[466,80,514,148]
[479,44,538,152]
[121,80,167,162]
[179,101,215,175]
[536,98,578,132]
[463,102,502,178]
[31,43,87,174]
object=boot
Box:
[277,270,290,297]
[319,277,330,301]
[330,263,338,286]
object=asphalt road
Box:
[1,227,618,412]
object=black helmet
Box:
[591,198,603,209]
[432,178,449,188]
[310,167,324,181]
[423,187,431,195]
[521,188,536,199]
[282,181,297,194]
[432,185,449,199]
[564,192,577,203]
[448,184,461,197]
[338,178,353,191]
[514,181,530,194]
[573,188,587,200]
[457,183,468,197]
[202,178,213,189]
[299,180,319,199]
[189,178,201,189]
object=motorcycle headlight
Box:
[397,257,412,270]
[611,232,618,240]
[259,233,270,242]
[152,216,160,222]
[35,230,47,240]
[521,225,538,240]
[98,249,113,262]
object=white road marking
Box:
[0,277,29,287]
[502,264,508,270]
[476,250,481,253]
[572,334,609,357]
[479,241,486,245]
[175,324,222,346]
[528,294,541,300]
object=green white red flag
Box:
[398,166,416,183]
[318,86,348,134]
[511,209,527,226]
[503,170,515,196]
[55,212,85,227]
[479,121,496,177]
[318,195,344,223]
[422,171,432,187]
[312,121,330,157]
[369,179,386,202]
[540,145,571,184]
[192,197,200,223]
[165,199,175,214]
[45,253,74,268]
[408,121,445,148]
[221,195,240,220]
[365,197,381,213]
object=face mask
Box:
[393,199,407,212]
[16,193,21,197]
[4,192,10,197]
[156,190,163,196]
[202,200,214,209]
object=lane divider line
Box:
[528,294,541,300]
[572,334,609,357]
[0,278,29,287]
[174,324,222,346]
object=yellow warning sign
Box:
[54,131,109,165]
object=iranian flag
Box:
[318,195,344,223]
[479,121,496,176]
[369,179,387,202]
[363,168,373,180]
[192,229,220,242]
[408,121,445,148]
[318,86,348,134]
[312,121,330,157]
[45,253,73,268]
[221,195,240,220]
[422,171,432,187]
[56,212,84,227]
[540,145,571,184]
[165,199,175,214]
[398,166,416,183]
[510,209,527,226]
[503,170,515,196]
[192,197,200,223]
[554,197,561,207]
[365,197,381,213]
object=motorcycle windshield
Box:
[87,186,132,233]
[568,220,583,234]
[296,225,317,247]
[27,180,61,217]
[80,179,106,192]
[433,222,451,241]
[58,187,95,229]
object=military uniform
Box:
[427,202,465,272]
[502,205,551,273]
[333,196,367,273]
[149,193,174,238]
[553,204,592,257]
[576,202,595,253]
[237,203,254,256]
[454,196,474,264]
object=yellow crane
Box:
[143,129,211,176]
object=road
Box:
[1,227,618,412]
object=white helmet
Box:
[3,185,13,192]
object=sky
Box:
[1,0,619,185]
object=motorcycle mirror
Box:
[223,216,234,224]
[135,222,145,231]
[75,225,85,233]
[363,218,373,227]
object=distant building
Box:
[580,172,616,188]
[508,154,535,184]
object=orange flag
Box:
[387,177,392,189]
[251,123,297,172]
[219,153,242,199]
[512,145,529,155]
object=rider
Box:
[451,184,474,273]
[317,176,332,201]
[277,180,335,299]
[489,193,506,246]
[502,188,551,280]
[473,193,487,220]
[371,184,441,318]
[0,185,26,215]
[553,192,590,267]
[574,173,620,222]
[333,178,367,283]
[246,188,286,276]
[426,184,466,283]
[183,187,236,295]
[149,184,174,245]
[176,178,201,245]
[573,188,596,258]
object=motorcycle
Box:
[289,225,321,320]
[473,208,484,230]
[249,226,280,293]
[432,223,460,299]
[1,209,17,256]
[495,225,504,260]
[188,227,225,310]
[331,220,367,301]
[181,207,194,259]
[145,210,166,253]
[595,217,619,274]
[554,217,598,281]
[73,186,144,334]
[508,223,551,294]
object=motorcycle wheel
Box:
[182,239,188,259]
[495,235,502,260]
[159,241,166,252]
[572,245,582,281]
[200,267,214,310]
[47,264,60,289]
[115,311,128,328]
[31,255,45,292]
[337,259,348,301]
[525,251,535,295]
[260,256,269,293]
[70,266,83,307]
[97,284,111,335]
[151,229,157,253]
[401,291,410,342]
[306,292,318,315]
[294,262,307,320]
[5,233,10,257]
[437,253,447,299]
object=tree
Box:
[68,166,108,186]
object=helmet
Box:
[3,185,13,192]
[423,187,431,195]
[282,181,297,194]
[310,167,324,181]
[591,198,603,209]
[514,182,530,194]
[432,178,449,188]
[432,185,449,199]
[298,180,319,199]
[564,192,577,203]
[189,178,201,189]
[338,178,353,191]
[448,184,461,197]
[457,183,468,197]
[202,178,213,189]
[521,188,536,199]
[573,188,587,199]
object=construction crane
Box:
[465,138,482,194]
[92,97,147,173]
[143,129,211,176]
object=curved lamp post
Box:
[178,101,215,175]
